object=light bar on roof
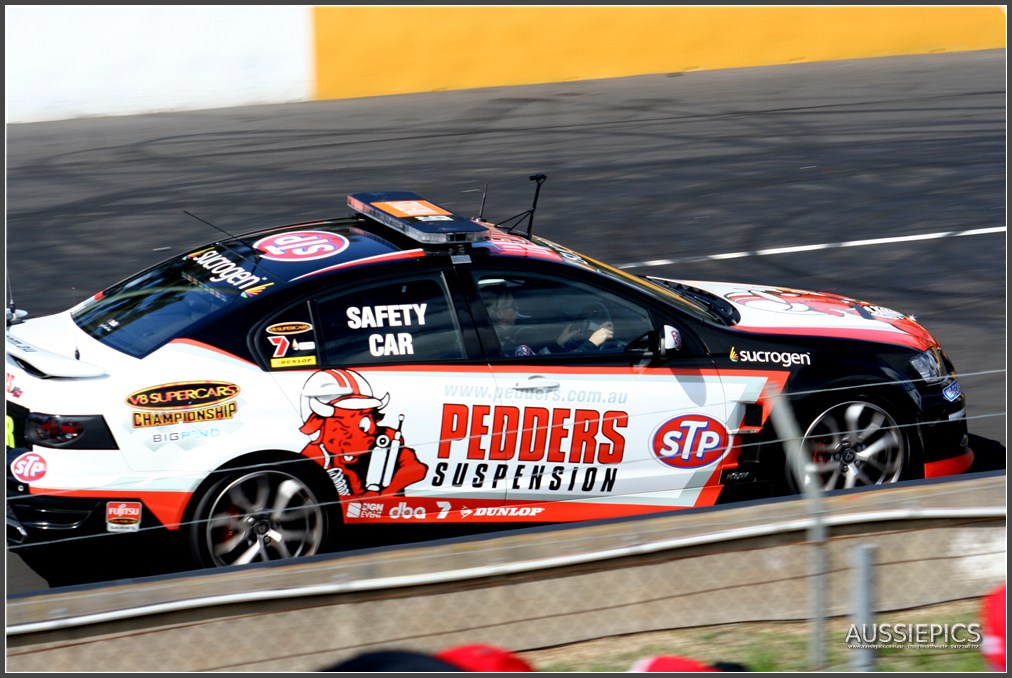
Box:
[348,192,490,244]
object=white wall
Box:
[5,6,313,123]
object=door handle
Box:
[512,376,560,391]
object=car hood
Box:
[660,278,937,351]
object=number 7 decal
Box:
[268,335,290,358]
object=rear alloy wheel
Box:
[193,469,325,568]
[792,400,908,492]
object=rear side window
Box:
[315,274,465,365]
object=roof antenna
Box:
[525,173,546,237]
[184,210,237,240]
[497,173,547,237]
[478,181,488,221]
[6,269,26,327]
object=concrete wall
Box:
[5,6,1006,124]
[5,6,312,123]
[313,6,1007,99]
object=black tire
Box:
[188,465,328,569]
[785,395,917,493]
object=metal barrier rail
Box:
[5,474,1005,672]
[7,505,1005,638]
[8,475,1004,633]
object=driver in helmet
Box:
[552,306,615,353]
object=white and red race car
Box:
[6,179,973,570]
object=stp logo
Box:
[254,231,349,262]
[11,452,48,482]
[651,415,729,469]
[389,501,426,519]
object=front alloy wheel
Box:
[195,469,325,568]
[795,400,907,491]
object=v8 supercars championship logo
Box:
[127,381,240,428]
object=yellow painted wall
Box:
[313,6,1006,100]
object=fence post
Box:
[767,390,827,671]
[850,543,877,671]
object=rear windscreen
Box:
[72,245,276,357]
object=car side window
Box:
[256,300,321,370]
[472,271,654,358]
[315,274,466,365]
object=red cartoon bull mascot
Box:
[299,369,427,497]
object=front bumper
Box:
[917,403,973,477]
[916,377,972,472]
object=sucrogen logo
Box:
[651,415,729,469]
[730,347,811,368]
[126,382,240,411]
[186,248,273,294]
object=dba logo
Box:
[389,501,426,519]
[651,415,729,469]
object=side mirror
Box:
[659,325,682,357]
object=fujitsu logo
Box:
[108,503,141,518]
[106,502,142,527]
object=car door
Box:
[260,263,506,526]
[459,261,732,522]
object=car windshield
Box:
[72,245,276,357]
[533,237,722,323]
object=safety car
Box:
[6,176,974,571]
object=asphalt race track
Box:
[5,50,1006,594]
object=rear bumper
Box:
[6,481,168,550]
[7,502,28,544]
[6,487,108,547]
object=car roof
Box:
[199,192,583,289]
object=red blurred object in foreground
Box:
[436,643,536,672]
[982,581,1006,672]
